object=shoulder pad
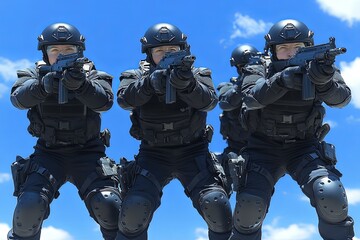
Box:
[197,67,212,76]
[120,69,142,80]
[17,67,36,78]
[243,64,265,76]
[94,70,113,80]
[217,82,233,91]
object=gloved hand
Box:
[277,66,303,91]
[149,69,167,94]
[170,67,194,90]
[307,60,335,85]
[63,67,86,90]
[40,72,59,94]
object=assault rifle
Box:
[157,48,196,104]
[285,37,346,100]
[39,52,89,104]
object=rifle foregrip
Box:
[58,80,68,104]
[302,75,315,100]
[165,76,176,104]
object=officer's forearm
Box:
[117,80,153,109]
[178,81,218,111]
[244,77,287,109]
[10,79,47,109]
[75,80,113,112]
[219,85,242,111]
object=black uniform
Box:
[116,62,232,240]
[225,61,354,240]
[218,77,249,155]
[8,61,121,240]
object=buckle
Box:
[282,115,293,124]
[162,122,174,131]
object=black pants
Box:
[117,140,232,240]
[229,136,354,240]
[11,138,120,240]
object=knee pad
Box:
[13,191,49,238]
[313,176,348,223]
[85,188,122,230]
[118,194,154,237]
[233,192,267,234]
[199,190,232,233]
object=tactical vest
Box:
[220,108,249,143]
[245,90,325,141]
[27,93,101,147]
[130,98,207,147]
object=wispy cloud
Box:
[0,223,74,240]
[0,173,11,183]
[230,13,273,39]
[0,57,33,99]
[195,227,208,240]
[263,219,317,240]
[324,120,338,128]
[316,0,360,27]
[346,188,360,205]
[0,223,10,240]
[0,57,33,82]
[340,58,360,109]
[346,115,360,123]
[221,14,272,47]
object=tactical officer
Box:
[218,45,262,155]
[223,19,355,240]
[8,23,121,240]
[116,23,232,240]
[217,45,265,190]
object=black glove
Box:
[170,67,194,90]
[307,60,335,85]
[277,66,303,91]
[149,69,167,94]
[63,67,86,90]
[40,72,59,94]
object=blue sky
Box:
[0,0,359,239]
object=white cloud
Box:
[0,223,10,240]
[340,58,360,109]
[0,173,11,183]
[0,224,74,240]
[263,221,317,240]
[316,0,360,26]
[346,115,360,123]
[346,188,360,205]
[195,227,208,240]
[41,226,74,240]
[221,14,273,48]
[324,120,338,128]
[0,57,33,82]
[230,13,273,39]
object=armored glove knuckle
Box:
[63,68,86,90]
[278,66,303,91]
[169,69,193,90]
[307,60,334,85]
[41,72,58,94]
[149,69,166,94]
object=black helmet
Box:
[264,19,314,55]
[37,23,85,59]
[230,44,259,67]
[140,23,188,54]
